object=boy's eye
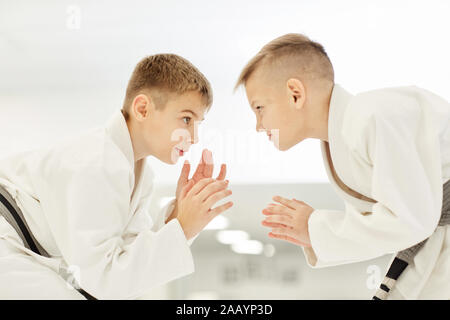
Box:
[183,117,191,125]
[256,106,263,111]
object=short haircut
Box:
[122,54,213,120]
[235,33,334,90]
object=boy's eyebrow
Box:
[181,109,205,121]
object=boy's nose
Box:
[191,126,200,144]
[191,133,199,145]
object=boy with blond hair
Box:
[0,54,233,299]
[235,33,449,299]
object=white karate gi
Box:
[302,84,450,299]
[0,111,194,299]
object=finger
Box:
[203,149,214,178]
[197,180,229,201]
[261,220,292,229]
[178,160,191,184]
[187,177,215,197]
[269,232,303,245]
[271,226,299,239]
[263,215,294,227]
[268,232,308,247]
[269,228,308,245]
[216,164,227,180]
[263,205,294,216]
[181,180,195,199]
[209,201,233,216]
[272,195,300,210]
[204,188,232,209]
[262,208,291,216]
[192,149,207,181]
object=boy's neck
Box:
[306,85,332,142]
[321,88,332,142]
[125,118,148,163]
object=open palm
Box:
[176,149,227,199]
[166,149,227,223]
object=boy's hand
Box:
[176,178,233,240]
[261,196,314,247]
[167,149,227,222]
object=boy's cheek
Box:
[150,135,179,164]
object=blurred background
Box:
[0,0,449,299]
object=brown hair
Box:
[122,54,213,120]
[235,33,334,90]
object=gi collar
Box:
[105,110,135,170]
[327,83,353,144]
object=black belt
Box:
[373,179,450,300]
[0,189,97,300]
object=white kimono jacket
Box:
[0,111,194,299]
[302,84,450,299]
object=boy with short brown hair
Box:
[0,54,233,299]
[235,33,449,299]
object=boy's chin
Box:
[152,151,180,165]
[277,145,291,151]
[278,138,304,151]
[165,150,183,165]
[165,155,181,165]
[273,140,290,151]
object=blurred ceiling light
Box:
[231,240,263,255]
[216,230,249,245]
[204,215,229,230]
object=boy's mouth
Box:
[175,147,185,156]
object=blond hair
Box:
[122,54,213,120]
[235,33,334,90]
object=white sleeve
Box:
[150,197,176,231]
[38,166,194,299]
[303,105,443,268]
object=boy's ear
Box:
[131,93,155,121]
[286,78,306,110]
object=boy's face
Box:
[244,69,307,151]
[135,90,206,164]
